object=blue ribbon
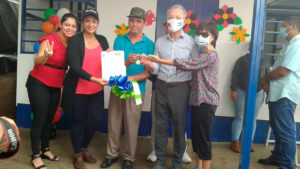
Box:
[108,75,133,92]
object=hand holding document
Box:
[101,51,126,80]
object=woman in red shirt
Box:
[26,13,77,169]
[61,9,109,169]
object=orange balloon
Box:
[42,21,56,34]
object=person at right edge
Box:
[230,51,269,153]
[259,16,300,169]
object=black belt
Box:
[45,63,67,70]
[157,79,190,88]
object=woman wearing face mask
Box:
[145,21,219,169]
[26,13,78,169]
[61,9,109,169]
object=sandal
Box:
[41,148,59,161]
[31,154,47,169]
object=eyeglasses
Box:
[196,31,209,38]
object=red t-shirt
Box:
[30,32,67,88]
[75,45,103,94]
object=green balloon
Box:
[44,8,57,20]
[30,112,34,120]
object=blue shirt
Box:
[113,34,154,93]
[269,34,300,104]
[152,31,198,82]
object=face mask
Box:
[167,19,184,32]
[195,35,210,47]
[280,27,288,39]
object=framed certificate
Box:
[101,51,126,80]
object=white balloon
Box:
[57,8,70,20]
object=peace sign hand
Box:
[44,40,54,58]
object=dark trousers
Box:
[269,98,296,169]
[26,75,61,155]
[154,80,190,168]
[191,104,217,160]
[70,91,104,154]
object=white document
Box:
[101,51,126,80]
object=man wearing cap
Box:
[142,4,198,169]
[100,7,154,169]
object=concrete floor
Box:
[1,129,281,169]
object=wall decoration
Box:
[230,26,250,44]
[213,5,242,31]
[115,23,130,36]
[41,8,59,34]
[145,10,156,26]
[183,10,199,36]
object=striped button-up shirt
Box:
[152,31,198,82]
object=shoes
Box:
[73,153,85,169]
[41,148,59,161]
[182,151,192,164]
[31,154,47,169]
[231,140,240,153]
[251,142,255,152]
[100,157,118,168]
[81,148,96,164]
[122,160,133,169]
[258,157,280,166]
[147,150,157,162]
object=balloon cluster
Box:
[41,8,70,35]
[108,76,135,99]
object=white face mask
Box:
[167,19,184,32]
[195,35,210,47]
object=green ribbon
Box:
[110,81,142,105]
[131,81,142,105]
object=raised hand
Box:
[128,54,139,63]
[44,40,54,58]
[145,55,159,62]
[106,48,114,52]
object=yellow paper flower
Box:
[115,23,130,36]
[230,26,250,44]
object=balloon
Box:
[52,111,60,124]
[42,21,56,34]
[52,107,63,124]
[44,8,57,20]
[49,15,59,25]
[33,42,40,53]
[57,8,70,20]
[30,112,33,120]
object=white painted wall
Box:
[17,0,300,120]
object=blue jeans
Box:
[231,88,264,141]
[269,98,296,169]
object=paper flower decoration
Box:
[145,10,156,26]
[183,10,199,36]
[115,23,130,36]
[230,26,250,44]
[213,5,242,31]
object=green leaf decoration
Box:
[230,32,237,35]
[237,38,241,44]
[116,25,121,29]
[126,26,129,30]
[239,25,243,31]
[217,24,224,31]
[188,30,196,36]
[244,33,250,37]
[234,17,242,25]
